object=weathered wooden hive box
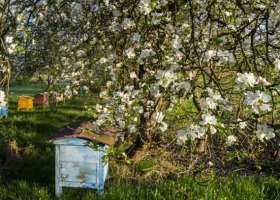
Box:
[57,90,64,100]
[100,86,107,92]
[47,121,116,198]
[0,104,8,117]
[34,93,48,106]
[18,96,33,110]
[79,87,83,94]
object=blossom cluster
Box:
[244,90,272,114]
[235,72,270,90]
[201,87,232,112]
[177,124,205,144]
[14,0,278,150]
[205,49,235,64]
[255,124,275,142]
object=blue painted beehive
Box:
[79,87,83,94]
[47,121,116,198]
[0,104,8,117]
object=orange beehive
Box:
[18,96,34,111]
[34,93,48,106]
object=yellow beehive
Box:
[18,96,34,111]
[100,86,107,92]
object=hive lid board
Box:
[18,95,33,99]
[35,93,47,96]
[47,121,116,146]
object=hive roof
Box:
[47,121,116,146]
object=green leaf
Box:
[215,39,224,46]
[102,155,109,164]
[16,46,24,53]
[253,113,260,119]
[150,0,157,9]
[222,111,231,118]
[147,21,153,27]
[255,164,262,171]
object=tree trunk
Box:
[192,86,207,153]
[196,135,208,154]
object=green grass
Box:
[0,175,279,200]
[0,85,279,200]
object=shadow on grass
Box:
[1,92,98,192]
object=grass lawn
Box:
[0,85,279,199]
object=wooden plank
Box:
[59,181,98,189]
[59,145,99,163]
[55,145,62,198]
[103,162,109,181]
[59,162,98,183]
[98,150,104,191]
[53,138,103,146]
[54,138,89,146]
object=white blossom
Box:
[274,59,280,72]
[151,12,163,24]
[133,106,144,114]
[99,57,108,64]
[210,126,217,134]
[176,125,206,143]
[176,81,191,93]
[235,72,257,90]
[226,135,237,146]
[107,53,117,63]
[150,83,161,98]
[177,130,188,144]
[159,122,168,132]
[205,50,215,61]
[200,113,217,125]
[237,119,247,129]
[5,36,13,44]
[152,111,165,123]
[128,124,137,133]
[131,33,141,42]
[255,124,275,142]
[122,18,135,30]
[244,90,272,114]
[117,105,126,113]
[124,47,136,59]
[140,49,155,59]
[130,71,137,79]
[171,35,182,50]
[138,0,152,15]
[0,90,7,107]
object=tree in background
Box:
[2,0,280,163]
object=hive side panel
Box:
[59,162,98,183]
[59,145,99,163]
